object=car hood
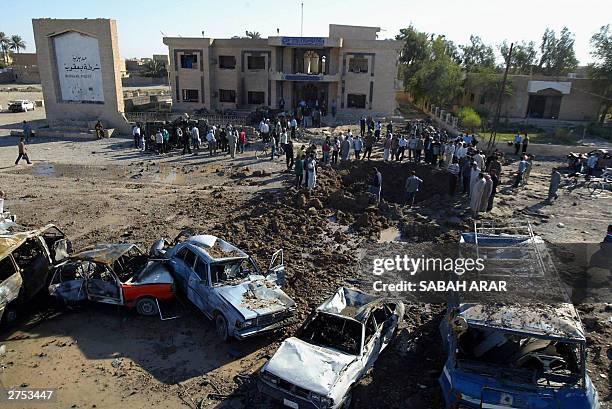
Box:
[216,276,295,320]
[264,337,355,396]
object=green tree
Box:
[396,27,463,108]
[460,35,496,72]
[245,31,261,39]
[0,32,9,66]
[396,26,431,81]
[537,27,578,75]
[8,35,26,54]
[142,59,168,78]
[500,40,538,74]
[588,24,612,123]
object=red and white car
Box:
[49,243,174,316]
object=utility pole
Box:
[300,2,304,37]
[487,42,513,153]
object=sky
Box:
[2,0,611,64]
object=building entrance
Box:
[293,82,328,110]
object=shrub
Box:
[458,107,482,131]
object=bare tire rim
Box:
[137,299,157,316]
[216,315,227,340]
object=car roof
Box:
[183,235,247,263]
[458,302,586,342]
[317,287,382,324]
[0,224,59,262]
[70,243,137,264]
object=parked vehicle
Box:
[0,225,71,324]
[158,233,296,340]
[49,244,174,316]
[8,100,35,112]
[258,287,405,409]
[439,224,599,409]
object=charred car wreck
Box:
[0,225,71,324]
[259,287,404,409]
[158,234,296,340]
[49,244,174,316]
[439,223,600,409]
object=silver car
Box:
[159,234,296,340]
[259,287,404,409]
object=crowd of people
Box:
[15,111,597,222]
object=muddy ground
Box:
[0,114,610,408]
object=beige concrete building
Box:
[463,73,604,125]
[32,18,130,132]
[9,53,40,84]
[163,24,402,117]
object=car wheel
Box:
[4,308,18,324]
[135,297,158,316]
[215,314,229,341]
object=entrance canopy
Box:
[527,80,571,95]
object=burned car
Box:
[439,225,599,409]
[0,225,70,324]
[259,287,405,409]
[49,244,174,316]
[159,234,295,340]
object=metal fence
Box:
[125,112,248,126]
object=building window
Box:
[219,89,236,103]
[219,55,236,70]
[348,57,368,73]
[469,93,475,102]
[248,91,265,104]
[182,89,199,102]
[347,94,366,108]
[303,51,320,74]
[247,56,266,70]
[180,54,198,69]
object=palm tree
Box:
[142,59,168,78]
[9,35,26,54]
[0,32,9,66]
[245,31,261,39]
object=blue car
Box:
[439,226,600,409]
[156,233,296,341]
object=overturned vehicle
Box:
[157,233,296,340]
[259,287,405,409]
[439,224,599,409]
[0,225,71,324]
[49,244,174,316]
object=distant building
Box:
[11,52,40,84]
[152,54,169,68]
[163,24,402,116]
[463,72,604,125]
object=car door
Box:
[362,314,384,373]
[11,237,52,301]
[85,263,124,305]
[48,262,87,302]
[266,249,285,286]
[189,255,211,314]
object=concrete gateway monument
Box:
[32,18,130,135]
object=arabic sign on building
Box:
[53,31,104,102]
[283,74,323,81]
[281,37,325,47]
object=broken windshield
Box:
[297,312,363,355]
[210,258,257,285]
[456,327,584,387]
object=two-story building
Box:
[163,24,402,117]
